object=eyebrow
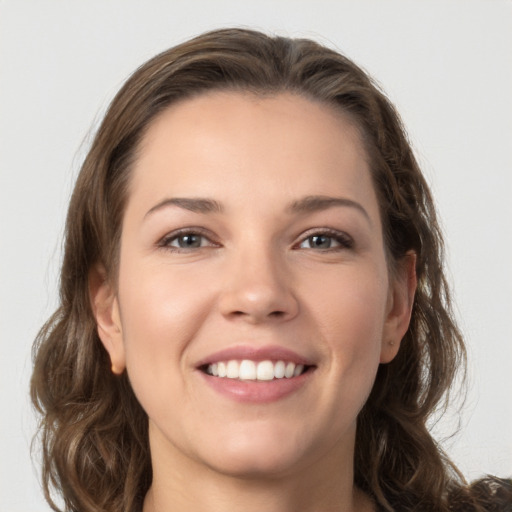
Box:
[287,195,371,223]
[144,194,370,223]
[145,197,224,217]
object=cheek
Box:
[115,266,219,444]
[312,263,388,338]
[119,256,212,335]
[308,265,388,384]
[116,259,215,396]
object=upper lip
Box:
[195,345,314,368]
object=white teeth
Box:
[284,362,295,378]
[293,364,304,377]
[226,360,239,378]
[205,359,307,381]
[256,360,274,381]
[274,360,286,379]
[217,362,227,377]
[239,360,256,380]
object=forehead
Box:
[128,91,377,218]
[138,90,367,163]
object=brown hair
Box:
[31,28,511,512]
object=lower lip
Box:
[198,370,313,403]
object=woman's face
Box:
[95,91,414,480]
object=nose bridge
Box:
[219,236,298,322]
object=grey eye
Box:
[300,235,337,249]
[172,234,204,248]
[159,229,219,252]
[297,230,354,251]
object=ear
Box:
[89,264,126,374]
[380,251,417,363]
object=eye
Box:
[158,229,217,251]
[297,230,354,250]
[171,233,206,248]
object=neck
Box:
[143,425,374,512]
[144,473,373,512]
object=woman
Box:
[31,28,511,512]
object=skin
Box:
[92,91,416,512]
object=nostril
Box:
[228,309,287,321]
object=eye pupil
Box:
[310,235,331,248]
[179,234,201,248]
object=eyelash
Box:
[157,228,354,252]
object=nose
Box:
[218,245,299,324]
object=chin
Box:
[196,424,319,479]
[206,449,303,479]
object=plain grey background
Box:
[1,1,511,510]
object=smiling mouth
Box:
[200,360,313,381]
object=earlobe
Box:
[89,264,126,374]
[380,251,417,363]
